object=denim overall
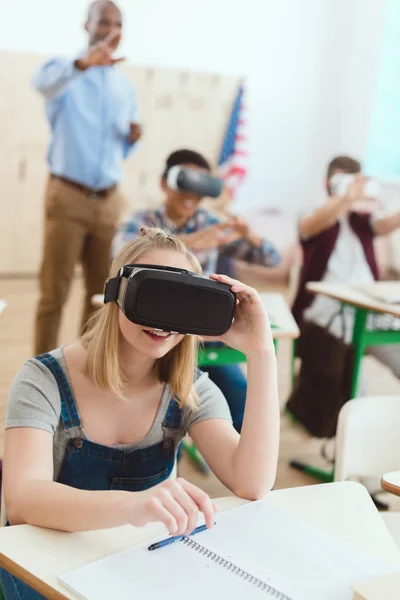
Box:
[0,353,182,600]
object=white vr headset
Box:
[329,173,380,198]
[165,166,223,198]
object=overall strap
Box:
[34,353,81,430]
[163,396,183,429]
[163,369,202,430]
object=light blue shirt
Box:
[33,57,137,190]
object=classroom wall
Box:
[0,54,239,275]
[0,0,388,216]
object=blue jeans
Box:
[202,364,247,433]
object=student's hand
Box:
[204,274,274,356]
[180,223,241,251]
[128,478,216,536]
[342,174,366,207]
[128,122,142,144]
[229,215,262,248]
[75,30,125,71]
[228,215,250,238]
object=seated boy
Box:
[292,155,400,380]
[112,148,280,431]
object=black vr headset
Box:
[104,264,236,336]
[164,166,223,198]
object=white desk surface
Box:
[91,292,300,340]
[0,482,398,600]
[307,282,400,317]
[354,571,400,599]
[382,471,400,497]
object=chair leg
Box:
[370,493,389,511]
[181,440,210,475]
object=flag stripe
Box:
[217,83,248,198]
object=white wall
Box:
[0,0,387,213]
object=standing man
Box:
[33,0,141,355]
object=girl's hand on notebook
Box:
[204,274,274,356]
[128,478,215,536]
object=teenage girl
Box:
[0,227,279,600]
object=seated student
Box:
[292,155,400,378]
[0,228,279,600]
[112,149,280,432]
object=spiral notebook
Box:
[59,501,400,600]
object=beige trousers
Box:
[34,176,124,355]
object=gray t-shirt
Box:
[6,348,232,480]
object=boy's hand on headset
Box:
[127,478,216,536]
[342,174,366,208]
[203,274,274,356]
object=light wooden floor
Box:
[1,278,400,502]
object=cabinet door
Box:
[0,147,20,273]
[0,52,48,274]
[15,151,48,274]
[0,51,240,274]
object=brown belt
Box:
[51,175,117,199]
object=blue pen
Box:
[148,523,213,551]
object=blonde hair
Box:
[82,228,202,409]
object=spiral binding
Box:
[182,537,293,599]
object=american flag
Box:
[217,82,248,199]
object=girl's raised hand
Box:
[204,274,274,356]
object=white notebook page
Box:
[59,501,400,600]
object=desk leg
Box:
[350,307,368,399]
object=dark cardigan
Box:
[292,213,379,329]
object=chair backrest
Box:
[335,396,400,482]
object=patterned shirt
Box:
[112,205,280,276]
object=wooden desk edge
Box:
[0,552,65,600]
[271,329,299,340]
[381,476,400,497]
[0,497,243,600]
[306,283,400,316]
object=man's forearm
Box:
[300,196,349,239]
[33,58,83,100]
[373,211,400,236]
